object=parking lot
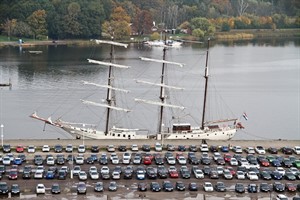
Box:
[0,140,299,199]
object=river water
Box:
[0,38,299,140]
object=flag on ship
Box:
[242,112,248,120]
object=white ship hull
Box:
[61,124,236,140]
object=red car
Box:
[143,156,152,165]
[169,170,179,178]
[285,183,297,192]
[16,145,24,153]
[259,159,270,167]
[225,166,236,176]
[145,153,154,161]
[223,153,232,162]
[8,170,18,180]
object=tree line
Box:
[0,0,299,40]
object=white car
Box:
[232,146,243,153]
[36,166,45,173]
[122,157,130,164]
[73,166,81,175]
[255,146,266,154]
[223,169,233,179]
[275,167,286,176]
[239,158,249,167]
[203,182,213,192]
[247,171,259,180]
[89,171,99,180]
[36,183,46,194]
[193,169,204,179]
[166,156,176,165]
[75,156,84,165]
[78,171,87,180]
[34,171,43,179]
[101,166,110,174]
[213,152,221,161]
[276,194,288,200]
[230,158,238,166]
[27,145,36,153]
[288,167,299,175]
[177,156,186,165]
[2,156,11,165]
[200,144,209,152]
[42,145,50,152]
[112,171,121,180]
[155,143,162,152]
[111,157,119,164]
[131,144,139,151]
[65,144,73,152]
[293,146,300,154]
[89,166,98,174]
[46,157,55,165]
[245,147,255,154]
[78,145,86,153]
[107,145,115,152]
[236,171,245,180]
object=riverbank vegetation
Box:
[0,0,299,42]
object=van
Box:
[155,143,162,152]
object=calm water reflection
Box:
[0,38,299,140]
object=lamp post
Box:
[1,124,3,147]
[82,124,85,146]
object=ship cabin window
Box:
[112,133,115,136]
[172,124,191,132]
[118,134,120,137]
[123,134,126,137]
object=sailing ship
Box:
[31,38,243,140]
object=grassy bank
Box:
[214,28,300,40]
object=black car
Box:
[248,184,258,193]
[235,183,245,193]
[150,182,161,192]
[2,144,11,153]
[210,145,218,152]
[273,182,285,192]
[215,182,226,192]
[181,169,191,179]
[118,145,127,152]
[157,166,168,179]
[94,182,104,192]
[142,145,150,152]
[99,157,108,165]
[260,183,271,192]
[11,184,20,195]
[175,181,185,191]
[154,157,164,165]
[57,170,67,180]
[22,171,31,179]
[146,167,157,179]
[86,157,94,164]
[260,171,272,180]
[0,165,5,174]
[189,145,197,152]
[123,170,133,179]
[201,157,211,165]
[138,183,147,191]
[272,171,283,180]
[282,147,293,154]
[189,156,200,165]
[178,145,186,151]
[188,182,198,191]
[54,144,63,153]
[282,159,293,168]
[0,182,9,195]
[18,154,26,162]
[51,183,61,194]
[268,147,278,154]
[285,172,296,181]
[163,181,173,192]
[56,156,65,165]
[91,145,100,153]
[202,166,211,176]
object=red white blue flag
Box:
[243,112,248,120]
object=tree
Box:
[63,2,81,38]
[102,6,131,39]
[132,9,153,35]
[1,19,17,40]
[12,21,33,37]
[27,9,47,39]
[192,28,205,38]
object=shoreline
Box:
[3,139,299,149]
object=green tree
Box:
[12,21,33,38]
[27,9,48,40]
[192,28,205,38]
[190,17,215,36]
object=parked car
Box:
[235,183,245,193]
[11,184,20,195]
[94,182,104,192]
[203,182,214,192]
[36,183,46,194]
[51,183,61,194]
[77,182,87,194]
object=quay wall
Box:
[3,139,298,149]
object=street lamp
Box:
[82,124,85,146]
[1,124,3,147]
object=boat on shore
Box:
[31,38,243,140]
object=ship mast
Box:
[201,38,210,130]
[158,31,168,136]
[105,39,114,134]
